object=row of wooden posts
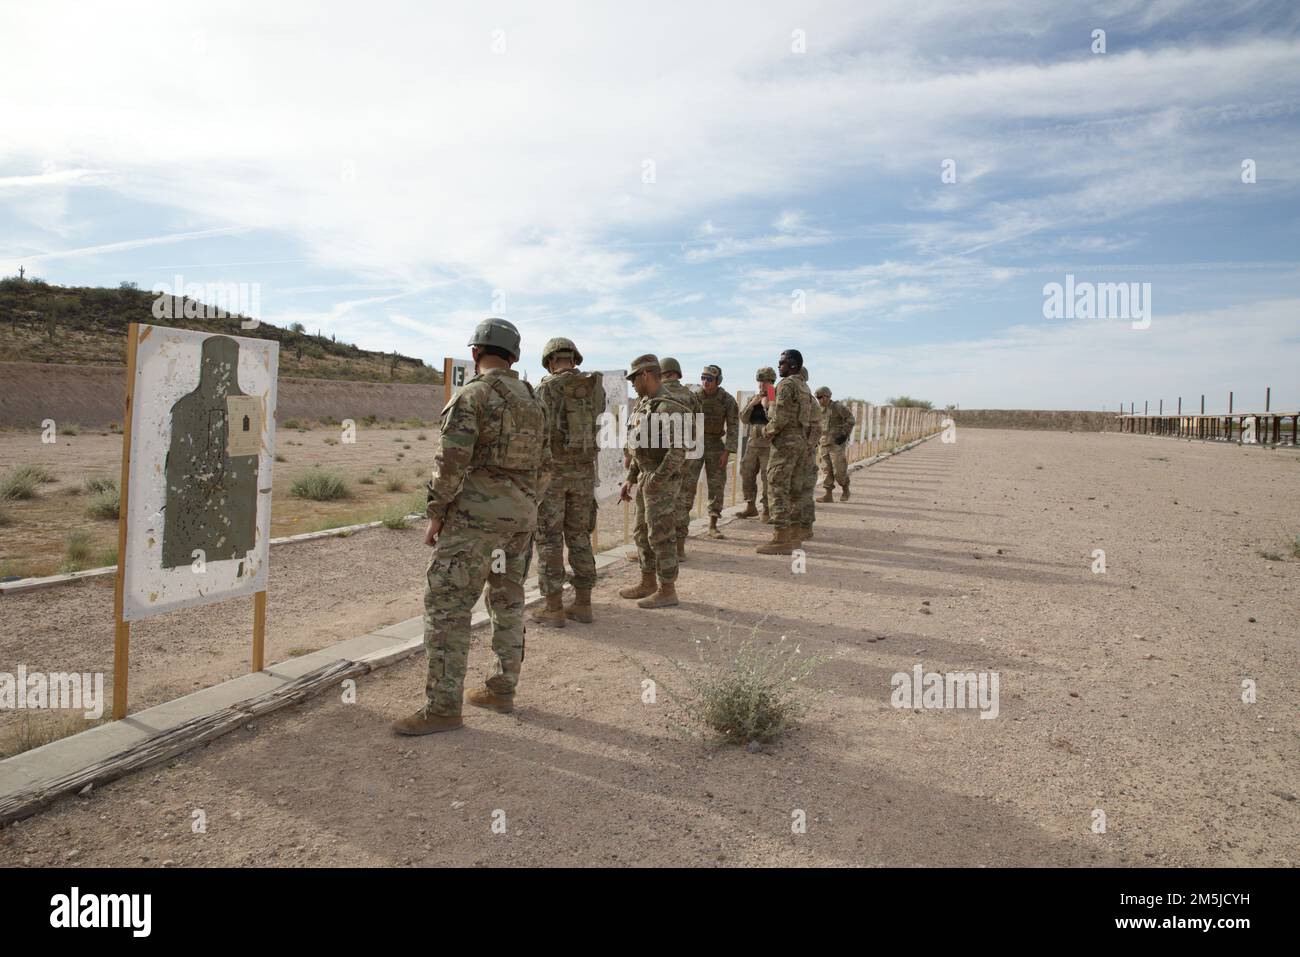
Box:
[1115,389,1299,446]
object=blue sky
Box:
[2,0,1298,410]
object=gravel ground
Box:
[1,428,1296,867]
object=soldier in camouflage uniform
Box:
[530,337,605,628]
[681,364,738,540]
[794,366,821,541]
[394,318,550,735]
[815,386,856,502]
[619,354,689,608]
[738,366,776,522]
[757,349,811,555]
[659,357,702,561]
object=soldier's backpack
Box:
[555,371,603,464]
[477,376,547,472]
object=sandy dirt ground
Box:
[1,429,1296,867]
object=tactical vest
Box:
[550,370,602,464]
[698,389,727,438]
[471,376,546,472]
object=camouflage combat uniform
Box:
[796,367,821,529]
[660,373,703,540]
[534,368,605,598]
[626,386,690,581]
[681,368,739,528]
[763,369,811,531]
[739,382,773,515]
[819,395,856,491]
[422,368,549,716]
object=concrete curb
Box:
[0,432,942,821]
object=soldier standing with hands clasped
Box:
[738,366,776,523]
[682,364,739,540]
[393,318,550,735]
[619,354,689,608]
[816,386,856,502]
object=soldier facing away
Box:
[393,317,550,735]
[756,348,811,555]
[659,357,702,562]
[816,386,856,502]
[683,364,739,540]
[738,366,776,523]
[619,354,689,608]
[530,337,606,628]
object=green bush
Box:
[0,466,49,500]
[290,469,351,501]
[85,488,121,520]
[83,475,117,495]
[63,530,94,571]
[649,625,824,746]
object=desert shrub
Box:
[403,416,425,428]
[357,474,375,485]
[85,487,121,520]
[1292,534,1300,560]
[0,466,45,500]
[62,530,94,571]
[83,475,117,495]
[274,453,287,463]
[416,433,427,441]
[290,469,351,501]
[646,624,825,746]
[385,476,406,493]
[0,506,10,527]
[323,436,339,446]
[60,422,80,436]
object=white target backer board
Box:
[596,370,628,503]
[122,324,278,621]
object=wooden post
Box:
[252,591,267,671]
[112,323,141,720]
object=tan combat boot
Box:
[637,579,679,608]
[707,516,725,539]
[467,687,514,714]
[677,537,687,562]
[392,710,464,735]
[625,550,639,563]
[816,488,834,503]
[529,592,566,627]
[756,527,794,555]
[619,571,658,599]
[565,587,594,624]
[840,484,850,501]
[800,523,813,541]
[737,501,759,518]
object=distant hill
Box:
[0,276,442,385]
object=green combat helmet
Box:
[756,366,776,383]
[468,317,521,362]
[542,336,583,370]
[659,357,682,377]
[815,386,832,399]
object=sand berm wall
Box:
[0,361,443,429]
